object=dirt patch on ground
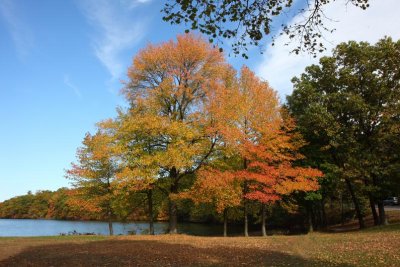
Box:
[328,210,400,232]
[0,235,327,267]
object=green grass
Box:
[0,234,108,241]
[363,223,400,232]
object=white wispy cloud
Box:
[121,0,152,9]
[78,0,151,80]
[256,0,400,100]
[64,74,83,100]
[0,0,34,58]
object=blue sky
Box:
[0,0,399,201]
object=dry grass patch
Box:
[0,224,399,266]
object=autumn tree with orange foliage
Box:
[66,131,118,235]
[121,34,230,234]
[66,34,322,236]
[190,66,323,236]
[180,168,242,237]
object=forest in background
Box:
[0,185,364,234]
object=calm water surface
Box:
[0,219,232,237]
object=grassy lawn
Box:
[0,224,399,266]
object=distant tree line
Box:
[0,188,85,220]
[0,188,154,221]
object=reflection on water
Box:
[0,219,242,237]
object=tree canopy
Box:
[287,37,400,228]
[66,131,119,235]
[162,0,370,57]
[96,34,322,235]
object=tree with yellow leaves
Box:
[66,130,118,235]
[120,33,229,233]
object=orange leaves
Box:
[65,129,118,218]
[273,166,322,195]
[66,191,103,214]
[245,191,281,204]
[190,65,323,207]
[66,34,323,222]
[206,66,282,156]
[183,168,242,213]
[125,33,227,119]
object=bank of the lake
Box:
[1,224,399,266]
[0,219,243,237]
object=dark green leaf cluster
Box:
[287,37,400,228]
[162,0,370,57]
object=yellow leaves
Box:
[114,167,155,192]
[114,34,236,189]
[67,33,324,220]
[116,105,210,172]
[65,127,120,219]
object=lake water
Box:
[0,219,238,237]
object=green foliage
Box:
[162,0,370,57]
[288,37,400,191]
[287,37,400,228]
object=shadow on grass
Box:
[326,222,400,234]
[0,239,352,267]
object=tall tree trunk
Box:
[371,174,388,226]
[261,203,267,237]
[377,200,388,225]
[368,194,379,226]
[243,158,249,237]
[244,202,249,237]
[364,178,379,226]
[340,192,345,225]
[148,189,154,235]
[168,172,178,234]
[315,202,321,229]
[345,178,365,229]
[168,195,178,234]
[108,220,113,236]
[168,200,178,234]
[107,209,113,236]
[320,199,327,229]
[308,204,314,233]
[223,208,228,237]
[106,179,113,236]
